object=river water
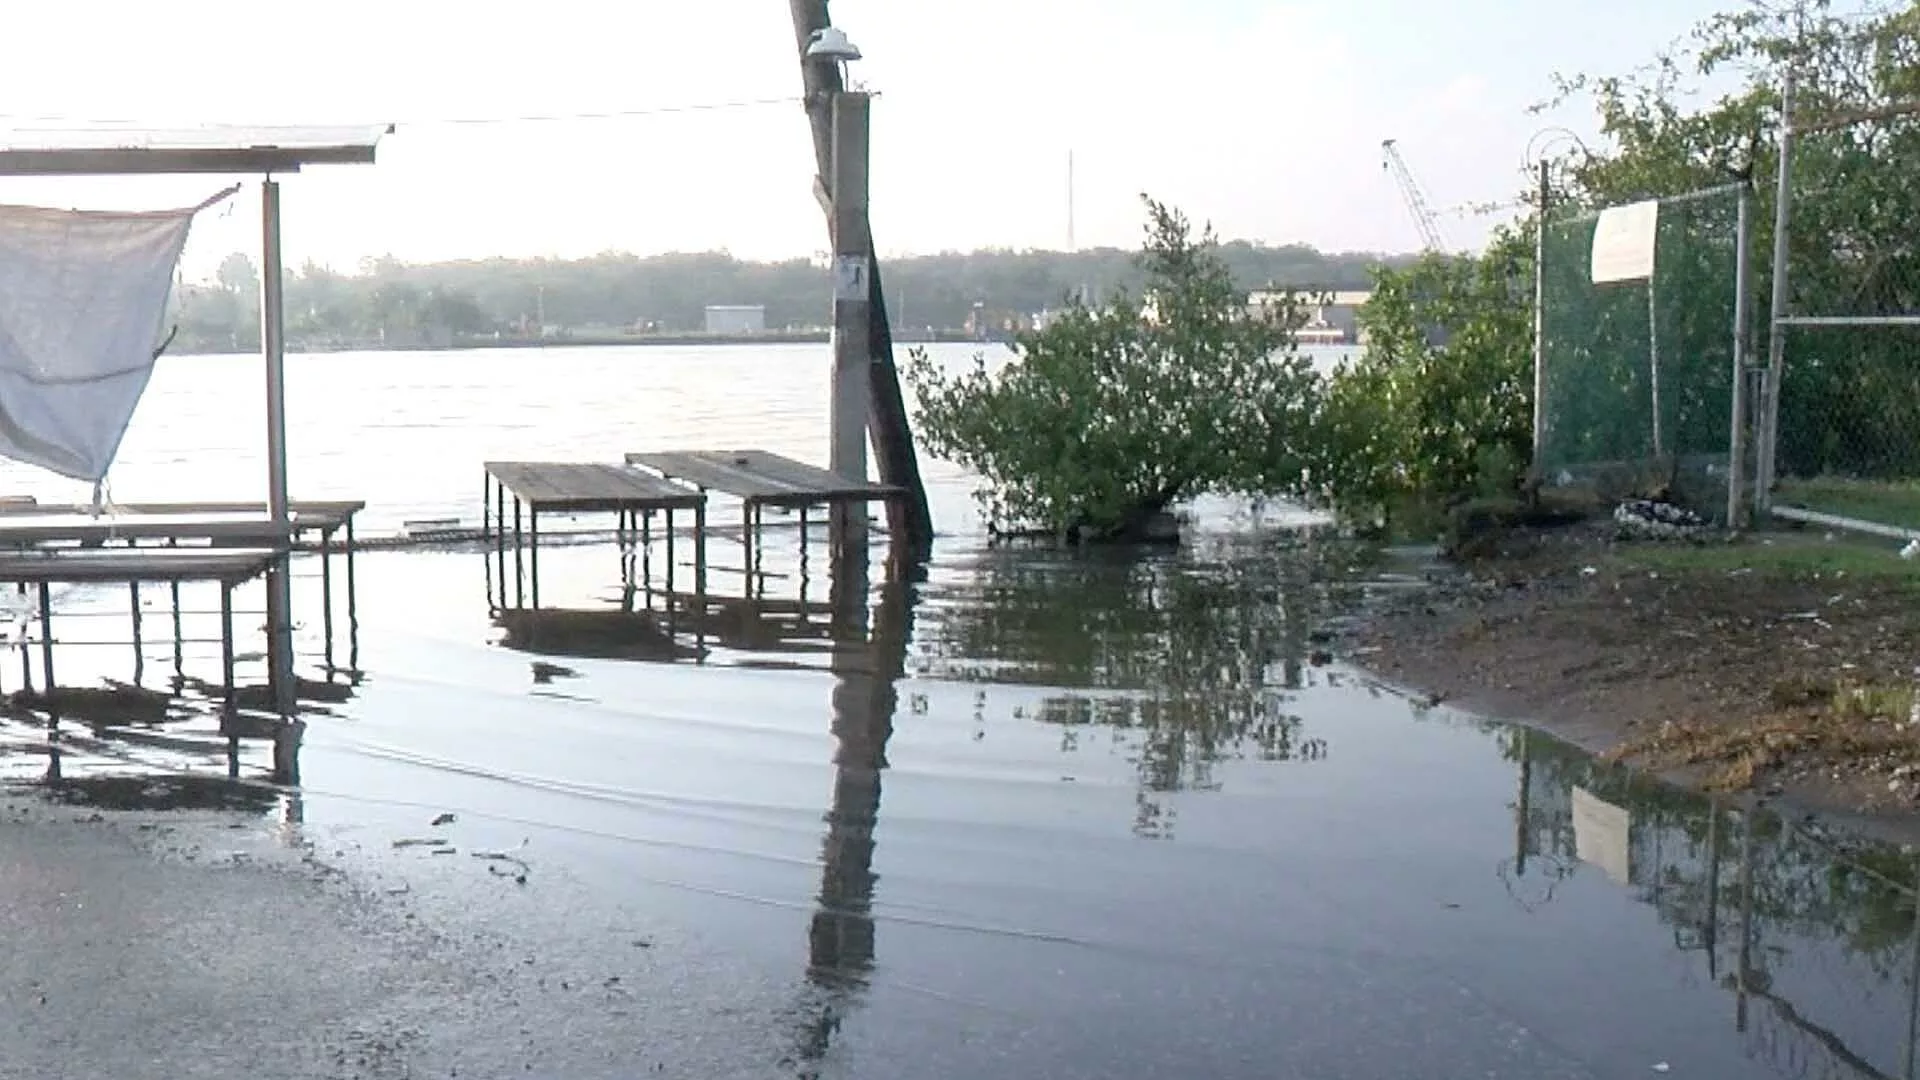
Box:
[0,344,1916,1078]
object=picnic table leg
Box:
[665,509,676,620]
[16,585,31,695]
[512,497,525,609]
[499,480,514,614]
[220,582,237,716]
[754,505,767,600]
[320,526,336,676]
[617,509,632,610]
[169,572,184,684]
[741,503,755,599]
[129,581,144,685]
[529,508,542,612]
[484,477,496,611]
[694,502,708,617]
[36,582,53,698]
[641,511,654,611]
[345,515,361,672]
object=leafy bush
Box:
[906,197,1319,541]
[1304,230,1536,526]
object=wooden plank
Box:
[626,449,901,507]
[0,547,280,585]
[0,499,365,530]
[0,513,303,547]
[484,461,705,513]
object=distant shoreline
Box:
[171,328,1015,358]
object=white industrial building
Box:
[704,304,767,335]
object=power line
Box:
[0,94,807,132]
[410,94,806,127]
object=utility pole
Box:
[789,0,934,554]
[1530,159,1550,479]
[830,91,873,550]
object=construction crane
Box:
[1381,138,1447,253]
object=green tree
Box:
[1547,0,1920,479]
[1309,230,1536,520]
[906,197,1318,541]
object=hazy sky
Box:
[0,0,1734,280]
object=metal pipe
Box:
[1776,314,1920,327]
[1531,159,1550,476]
[1729,182,1755,527]
[260,177,296,714]
[1760,71,1797,509]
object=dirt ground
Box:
[1339,511,1920,838]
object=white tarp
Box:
[1590,198,1660,284]
[0,201,201,486]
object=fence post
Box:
[1729,182,1755,527]
[1531,159,1551,480]
[1758,70,1797,512]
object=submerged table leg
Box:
[36,582,53,697]
[16,584,30,695]
[665,509,676,617]
[741,503,755,598]
[529,509,542,611]
[345,516,360,671]
[694,503,708,613]
[493,482,506,612]
[754,505,767,600]
[129,581,144,685]
[641,512,654,611]
[512,497,524,609]
[220,582,237,715]
[320,527,336,675]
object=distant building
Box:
[703,304,767,335]
[1248,289,1372,345]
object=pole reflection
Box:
[791,531,916,1070]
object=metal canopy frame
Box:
[0,122,391,712]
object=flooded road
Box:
[0,346,1915,1077]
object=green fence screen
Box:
[1537,185,1741,495]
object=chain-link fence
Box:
[1759,73,1920,539]
[1537,184,1750,520]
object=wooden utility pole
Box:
[789,0,934,553]
[830,92,873,549]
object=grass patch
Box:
[1607,677,1920,793]
[1777,476,1920,532]
[1611,532,1920,583]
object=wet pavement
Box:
[1,517,1917,1078]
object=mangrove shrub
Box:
[906,197,1318,541]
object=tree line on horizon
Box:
[166,241,1411,354]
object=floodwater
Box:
[1,345,1918,1078]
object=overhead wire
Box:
[0,93,809,132]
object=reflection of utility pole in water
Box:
[1905,853,1920,1080]
[1513,729,1531,876]
[794,534,915,1067]
[1736,806,1755,1034]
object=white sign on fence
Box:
[1590,198,1661,284]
